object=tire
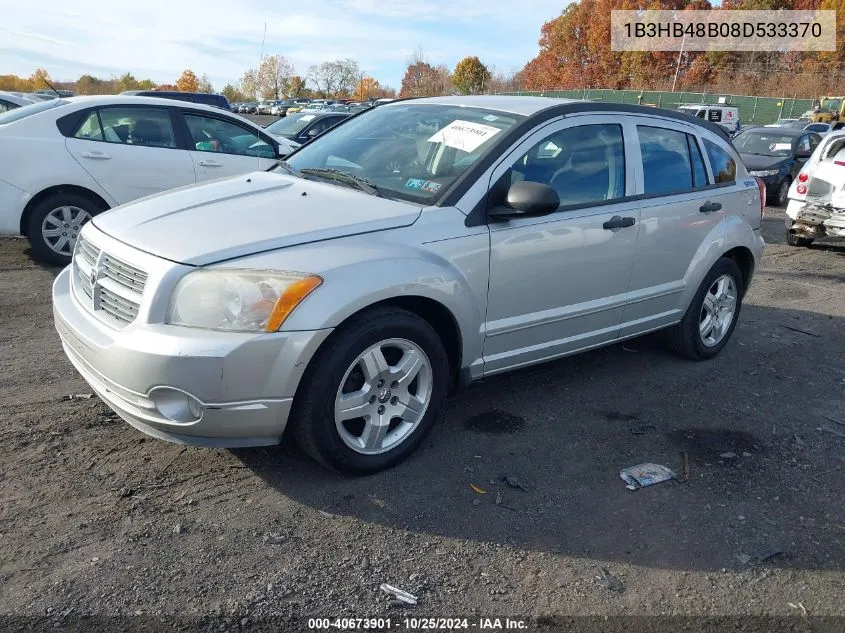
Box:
[667,257,745,360]
[774,178,790,207]
[290,307,450,475]
[786,228,814,247]
[26,192,105,265]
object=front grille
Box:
[72,235,147,327]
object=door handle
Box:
[602,215,636,230]
[80,151,111,160]
[700,201,722,213]
[198,160,222,167]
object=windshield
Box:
[734,131,796,157]
[266,113,323,137]
[280,104,522,203]
[0,98,68,125]
[821,98,842,113]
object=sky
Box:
[0,0,568,91]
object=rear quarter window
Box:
[703,139,737,184]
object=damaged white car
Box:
[786,130,845,246]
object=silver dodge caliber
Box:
[53,96,766,474]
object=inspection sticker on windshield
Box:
[428,120,501,152]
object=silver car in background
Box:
[53,96,765,474]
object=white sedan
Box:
[0,95,298,264]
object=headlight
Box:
[748,169,779,177]
[167,270,322,332]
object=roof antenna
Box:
[41,77,62,98]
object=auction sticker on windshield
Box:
[428,120,501,152]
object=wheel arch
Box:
[722,245,755,298]
[299,295,465,394]
[20,185,111,236]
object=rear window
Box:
[0,98,68,125]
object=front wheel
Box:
[26,192,104,265]
[774,178,791,207]
[290,307,449,475]
[667,258,745,360]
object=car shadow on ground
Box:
[234,304,845,573]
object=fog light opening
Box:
[149,388,204,423]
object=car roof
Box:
[743,126,807,137]
[62,95,233,115]
[385,95,733,141]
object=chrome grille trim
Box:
[72,234,147,327]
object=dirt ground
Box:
[0,204,843,632]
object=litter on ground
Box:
[620,463,677,490]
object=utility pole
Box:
[672,33,686,93]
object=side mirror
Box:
[796,149,812,159]
[489,181,560,220]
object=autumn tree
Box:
[287,75,306,97]
[29,68,52,91]
[452,56,492,94]
[240,69,258,100]
[355,76,380,101]
[399,48,451,97]
[175,69,199,92]
[221,83,247,102]
[256,54,294,99]
[197,73,215,94]
[156,84,179,91]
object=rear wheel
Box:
[290,307,449,475]
[786,228,814,247]
[667,258,744,360]
[26,192,105,265]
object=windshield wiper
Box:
[299,168,381,197]
[273,160,302,176]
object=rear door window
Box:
[638,126,709,195]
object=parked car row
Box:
[0,90,56,113]
[49,96,764,474]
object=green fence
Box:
[496,89,814,126]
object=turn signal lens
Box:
[797,184,808,195]
[265,275,323,331]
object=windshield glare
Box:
[734,131,796,157]
[281,104,522,203]
[0,98,68,124]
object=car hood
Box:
[740,154,789,170]
[92,171,422,266]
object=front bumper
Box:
[53,266,332,447]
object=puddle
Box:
[665,428,763,461]
[463,409,526,435]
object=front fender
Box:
[217,233,489,373]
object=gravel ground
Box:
[0,204,843,632]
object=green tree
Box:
[452,56,491,95]
[221,83,247,102]
[197,73,215,94]
[76,74,101,95]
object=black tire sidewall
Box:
[294,310,449,474]
[687,258,745,359]
[27,193,102,265]
[777,178,790,207]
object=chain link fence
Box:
[495,89,814,126]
